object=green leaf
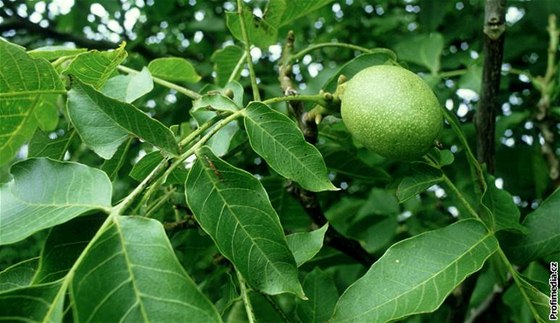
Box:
[101,137,133,181]
[33,93,59,132]
[185,146,304,297]
[193,93,240,112]
[397,163,443,203]
[129,150,187,185]
[71,216,222,322]
[504,274,551,323]
[191,109,242,157]
[63,43,127,88]
[27,46,87,61]
[28,129,77,160]
[211,45,245,86]
[480,172,525,233]
[280,0,334,26]
[395,33,444,73]
[67,78,179,159]
[458,64,483,93]
[0,158,112,245]
[0,258,39,292]
[101,67,154,103]
[321,145,390,183]
[500,188,560,264]
[331,219,498,322]
[148,57,201,83]
[0,39,65,165]
[418,0,446,31]
[286,224,328,267]
[226,0,286,48]
[262,177,311,230]
[323,52,396,93]
[296,268,339,323]
[244,102,337,192]
[0,281,64,322]
[33,214,105,284]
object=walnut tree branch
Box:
[475,0,506,174]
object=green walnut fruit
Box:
[341,65,443,160]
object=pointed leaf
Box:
[331,219,498,322]
[33,215,105,284]
[101,67,154,103]
[211,45,245,86]
[71,216,221,322]
[28,129,77,160]
[67,78,179,159]
[226,0,286,48]
[480,172,525,233]
[0,39,65,165]
[27,46,87,61]
[148,57,201,83]
[0,281,64,322]
[395,33,444,73]
[323,52,397,93]
[185,146,304,297]
[100,138,133,181]
[193,93,240,112]
[280,0,334,25]
[244,102,337,192]
[63,43,127,88]
[504,273,551,322]
[0,258,39,292]
[287,224,328,267]
[500,188,560,264]
[296,268,339,323]
[321,145,390,183]
[0,158,112,245]
[397,163,443,203]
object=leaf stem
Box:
[179,113,226,148]
[144,187,176,218]
[112,157,169,215]
[236,270,256,323]
[290,43,396,62]
[236,0,260,101]
[117,65,201,100]
[262,94,328,106]
[441,174,480,220]
[439,69,468,78]
[228,51,248,84]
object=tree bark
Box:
[475,0,507,174]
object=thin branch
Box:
[475,0,507,174]
[236,0,260,101]
[279,31,375,267]
[117,65,201,100]
[237,270,256,323]
[535,15,559,183]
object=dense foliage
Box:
[0,0,559,322]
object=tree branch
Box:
[279,31,375,268]
[475,0,506,174]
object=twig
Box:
[535,15,559,183]
[279,31,375,267]
[237,270,256,323]
[475,0,507,174]
[236,0,260,101]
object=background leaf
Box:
[67,78,179,159]
[148,57,201,83]
[71,216,221,322]
[286,224,328,267]
[480,172,525,233]
[296,268,339,323]
[0,258,38,292]
[280,0,334,26]
[211,45,245,86]
[0,39,65,165]
[0,281,63,322]
[395,33,444,73]
[244,102,337,192]
[500,188,560,264]
[28,129,77,160]
[185,146,304,297]
[397,162,443,203]
[0,158,111,245]
[331,219,498,322]
[101,67,154,103]
[226,0,285,48]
